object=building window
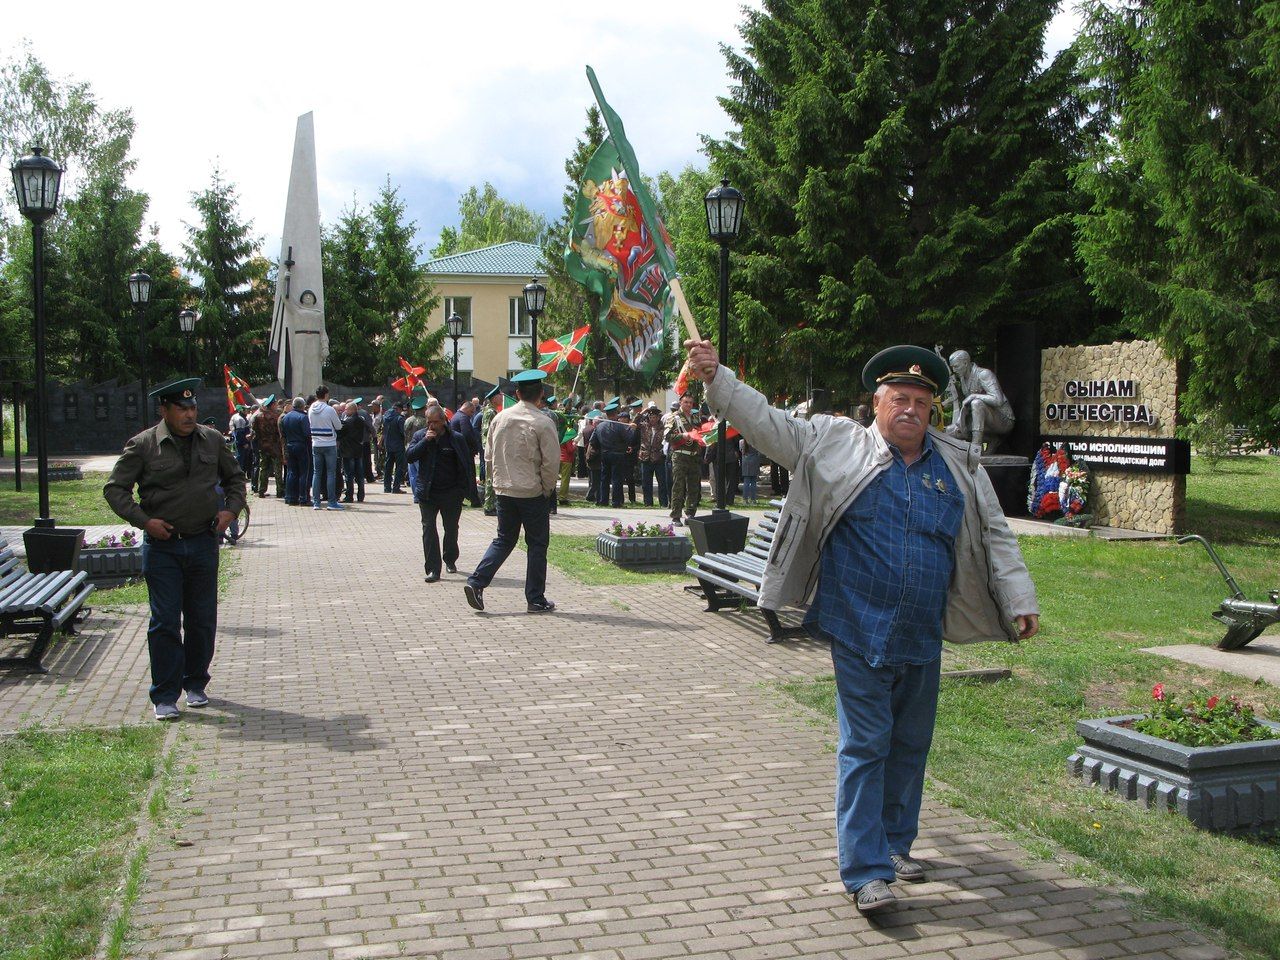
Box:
[509,297,531,337]
[444,297,472,335]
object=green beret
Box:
[410,396,427,410]
[861,345,950,395]
[603,400,620,412]
[259,393,276,407]
[510,369,548,384]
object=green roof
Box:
[424,241,545,277]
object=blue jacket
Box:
[382,410,406,452]
[279,409,311,447]
[406,424,481,504]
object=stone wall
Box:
[1040,340,1184,534]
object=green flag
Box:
[585,66,678,280]
[564,136,674,376]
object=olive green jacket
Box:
[104,421,247,535]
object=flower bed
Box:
[595,520,692,571]
[76,530,143,586]
[1069,684,1280,832]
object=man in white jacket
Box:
[308,385,344,510]
[464,370,560,614]
[686,337,1039,914]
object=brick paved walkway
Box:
[0,490,1232,960]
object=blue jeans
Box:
[384,449,406,491]
[342,456,365,501]
[598,451,627,506]
[743,476,759,503]
[832,642,941,892]
[285,443,308,504]
[467,494,550,604]
[407,461,420,501]
[641,459,668,507]
[311,445,339,505]
[142,531,219,705]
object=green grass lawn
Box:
[0,727,166,960]
[0,473,121,528]
[779,455,1280,959]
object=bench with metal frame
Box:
[686,500,807,643]
[0,539,95,673]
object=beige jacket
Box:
[707,367,1038,644]
[486,400,560,498]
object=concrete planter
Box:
[76,546,144,587]
[595,532,693,571]
[1069,714,1280,832]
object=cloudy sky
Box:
[4,0,1082,261]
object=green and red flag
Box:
[537,325,590,374]
[564,67,679,377]
[223,364,255,415]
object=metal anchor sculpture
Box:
[1179,535,1280,650]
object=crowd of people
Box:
[221,384,790,527]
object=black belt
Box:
[145,528,213,543]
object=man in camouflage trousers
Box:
[481,389,503,516]
[665,393,704,526]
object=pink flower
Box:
[1152,682,1165,702]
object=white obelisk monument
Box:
[267,112,327,399]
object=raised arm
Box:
[685,339,814,472]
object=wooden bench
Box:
[686,501,808,643]
[0,539,95,673]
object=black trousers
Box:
[419,487,465,577]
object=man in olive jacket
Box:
[103,378,246,721]
[686,338,1039,914]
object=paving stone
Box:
[0,493,1243,960]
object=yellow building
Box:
[424,241,545,389]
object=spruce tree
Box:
[369,179,445,380]
[707,0,1089,402]
[59,167,147,381]
[322,201,383,385]
[182,168,263,380]
[1074,0,1280,441]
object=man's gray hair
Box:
[292,397,305,410]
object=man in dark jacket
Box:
[406,404,481,581]
[382,401,407,493]
[590,404,637,507]
[278,397,312,506]
[337,402,367,502]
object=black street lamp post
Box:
[704,177,745,510]
[10,147,64,527]
[178,310,198,372]
[446,312,464,412]
[128,271,152,421]
[522,278,546,365]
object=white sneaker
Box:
[154,703,180,721]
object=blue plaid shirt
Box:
[804,434,965,666]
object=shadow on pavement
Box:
[183,698,386,753]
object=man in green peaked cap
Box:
[683,336,1039,915]
[104,377,247,721]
